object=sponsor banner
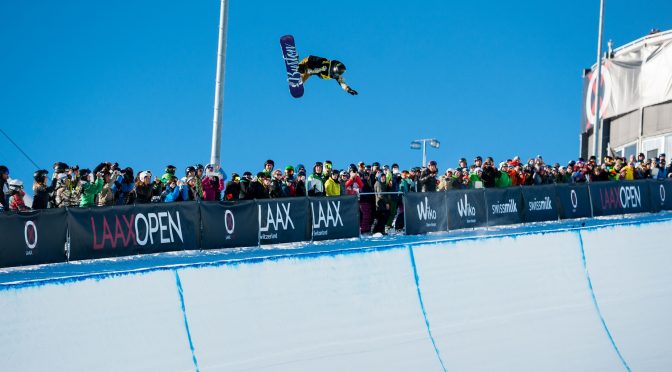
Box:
[403,192,448,235]
[257,198,311,245]
[556,184,593,219]
[200,201,259,249]
[485,188,524,227]
[648,179,672,212]
[309,196,360,241]
[589,181,652,216]
[521,185,559,223]
[447,189,487,230]
[68,202,201,261]
[0,209,67,268]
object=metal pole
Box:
[210,0,229,166]
[592,0,605,160]
[422,140,427,167]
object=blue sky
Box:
[2,1,672,190]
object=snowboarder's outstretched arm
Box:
[337,76,358,95]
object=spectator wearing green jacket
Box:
[496,162,512,188]
[79,169,104,207]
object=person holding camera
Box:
[163,176,188,202]
[79,169,104,208]
[418,160,439,192]
[32,169,57,209]
[202,164,224,201]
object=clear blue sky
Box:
[2,1,672,191]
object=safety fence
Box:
[0,180,670,268]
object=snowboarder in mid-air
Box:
[298,56,358,95]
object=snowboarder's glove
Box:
[347,88,358,96]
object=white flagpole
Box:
[210,0,229,166]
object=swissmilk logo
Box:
[528,196,553,211]
[416,196,437,220]
[491,199,517,214]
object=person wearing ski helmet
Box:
[307,161,326,196]
[298,56,358,95]
[8,179,30,211]
[32,169,57,209]
[161,165,177,184]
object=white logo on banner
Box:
[311,201,343,236]
[24,221,38,251]
[259,203,294,232]
[528,197,553,211]
[619,186,641,208]
[134,211,184,246]
[661,185,666,204]
[491,199,518,214]
[570,190,578,210]
[585,67,612,126]
[457,194,476,217]
[224,210,235,235]
[417,197,437,221]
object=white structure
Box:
[581,29,672,160]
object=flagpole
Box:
[592,0,605,160]
[210,0,229,166]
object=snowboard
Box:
[280,35,304,98]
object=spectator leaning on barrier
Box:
[295,170,307,196]
[246,172,270,199]
[161,165,176,184]
[135,171,153,204]
[97,168,118,207]
[496,163,512,188]
[418,160,438,192]
[269,169,284,198]
[8,179,29,211]
[307,162,325,196]
[0,165,10,210]
[224,173,241,201]
[115,167,136,205]
[325,169,341,196]
[79,169,104,208]
[163,176,188,202]
[32,169,55,209]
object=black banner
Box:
[648,180,672,212]
[309,196,360,241]
[0,209,67,268]
[257,198,311,245]
[447,189,487,230]
[485,187,524,227]
[200,200,259,249]
[521,185,559,223]
[68,202,201,261]
[556,183,593,219]
[589,181,652,216]
[403,192,448,235]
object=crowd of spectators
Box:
[1,153,670,233]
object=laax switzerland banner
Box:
[257,198,311,245]
[67,202,201,261]
[200,201,259,249]
[0,209,67,268]
[403,192,448,235]
[309,196,360,241]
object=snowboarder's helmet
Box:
[165,165,176,174]
[331,61,346,78]
[33,169,48,182]
[185,166,196,176]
